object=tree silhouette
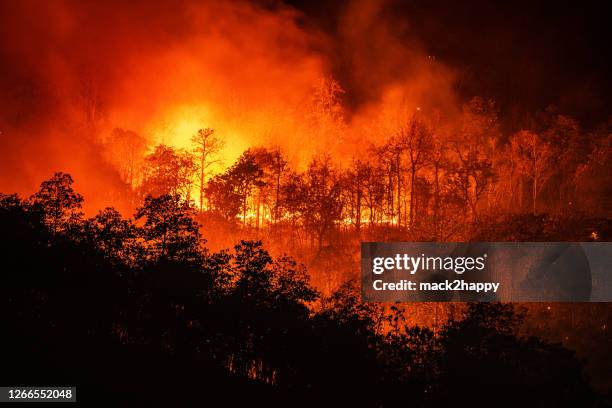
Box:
[343,159,369,234]
[28,172,83,235]
[141,144,195,200]
[3,71,612,404]
[135,194,201,263]
[398,116,432,228]
[307,76,346,155]
[84,207,137,265]
[434,303,595,407]
[0,173,604,405]
[206,172,243,222]
[302,155,343,252]
[191,128,224,212]
[510,130,554,214]
[225,150,266,226]
[104,128,147,189]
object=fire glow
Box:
[0,0,457,214]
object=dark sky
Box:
[288,0,612,129]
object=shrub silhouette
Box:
[0,173,600,406]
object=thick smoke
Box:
[0,0,458,212]
[338,0,459,158]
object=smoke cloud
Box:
[0,0,458,212]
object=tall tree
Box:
[543,114,586,212]
[362,160,386,227]
[378,138,404,226]
[248,147,287,230]
[84,207,137,264]
[29,172,84,235]
[574,130,612,215]
[447,151,495,222]
[450,97,499,221]
[104,128,147,189]
[344,159,370,234]
[429,135,448,239]
[398,117,432,228]
[207,150,266,226]
[510,130,554,214]
[231,150,266,226]
[302,155,343,252]
[135,194,201,263]
[279,171,308,246]
[308,76,346,155]
[191,128,224,212]
[141,144,196,200]
[268,148,288,225]
[206,173,243,222]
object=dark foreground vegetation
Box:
[0,173,607,406]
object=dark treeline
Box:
[0,173,605,406]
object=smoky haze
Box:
[0,0,609,213]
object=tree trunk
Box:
[256,192,261,231]
[533,177,537,215]
[243,195,248,226]
[409,164,416,229]
[199,157,205,212]
[433,163,440,240]
[396,155,401,227]
[356,189,362,234]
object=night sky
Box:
[288,0,612,129]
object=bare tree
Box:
[378,138,404,227]
[449,97,499,221]
[308,76,346,154]
[510,130,554,214]
[429,136,447,239]
[302,155,343,253]
[344,159,370,234]
[191,128,225,211]
[270,148,288,225]
[105,128,147,189]
[397,117,432,229]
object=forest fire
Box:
[0,0,465,214]
[0,0,610,405]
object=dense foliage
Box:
[0,173,601,406]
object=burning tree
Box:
[104,128,147,190]
[247,147,288,230]
[574,131,612,214]
[342,159,370,234]
[206,149,265,226]
[190,128,225,212]
[307,76,346,155]
[510,130,554,215]
[449,97,499,221]
[268,148,289,225]
[141,145,196,201]
[542,114,588,212]
[397,116,432,229]
[301,155,343,252]
[206,172,242,222]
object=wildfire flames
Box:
[0,0,461,212]
[0,0,610,396]
[0,0,610,263]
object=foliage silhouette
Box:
[0,173,602,406]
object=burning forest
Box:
[0,0,610,405]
